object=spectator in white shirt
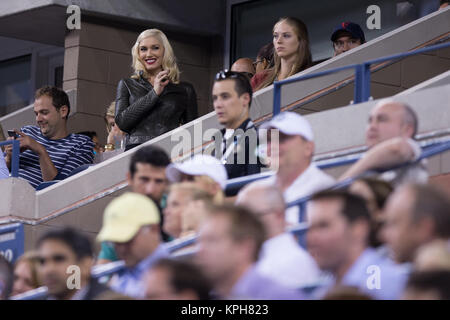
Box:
[237,183,321,289]
[241,111,335,224]
[340,99,427,186]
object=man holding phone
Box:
[4,86,94,188]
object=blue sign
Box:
[0,223,24,264]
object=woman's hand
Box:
[153,70,170,96]
[107,123,123,145]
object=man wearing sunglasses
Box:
[211,70,263,185]
[36,227,112,300]
[97,192,169,298]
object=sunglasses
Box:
[215,69,252,81]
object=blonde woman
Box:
[12,251,42,296]
[115,29,198,151]
[252,17,312,91]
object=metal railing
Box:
[0,140,20,177]
[272,41,450,115]
[9,138,450,300]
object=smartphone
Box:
[7,130,19,139]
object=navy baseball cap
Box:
[331,22,366,43]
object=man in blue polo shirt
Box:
[4,86,94,188]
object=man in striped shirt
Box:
[4,86,94,189]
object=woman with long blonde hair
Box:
[115,29,198,151]
[252,17,312,91]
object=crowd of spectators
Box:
[0,9,449,301]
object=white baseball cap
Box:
[260,111,314,141]
[166,154,228,189]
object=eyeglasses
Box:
[215,69,250,81]
[252,59,263,68]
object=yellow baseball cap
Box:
[97,192,160,243]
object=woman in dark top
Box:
[115,28,198,151]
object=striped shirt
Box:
[18,125,94,188]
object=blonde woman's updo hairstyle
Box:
[131,28,180,84]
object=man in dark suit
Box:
[210,70,263,185]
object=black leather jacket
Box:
[115,74,198,147]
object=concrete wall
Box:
[2,82,448,252]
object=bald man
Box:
[236,184,320,289]
[340,99,428,186]
[231,58,256,79]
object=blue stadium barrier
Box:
[10,138,450,299]
[0,140,20,178]
[0,223,24,264]
[272,41,450,115]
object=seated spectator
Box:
[180,188,215,237]
[97,145,171,265]
[0,255,13,300]
[242,112,335,224]
[115,28,198,151]
[163,182,211,239]
[237,184,321,289]
[252,17,312,91]
[104,101,125,152]
[348,178,394,248]
[77,131,103,154]
[0,152,8,180]
[36,227,112,300]
[383,184,450,264]
[12,251,41,296]
[230,58,256,79]
[330,22,365,57]
[402,270,450,300]
[144,258,212,300]
[307,190,408,300]
[208,70,262,181]
[340,99,428,187]
[196,204,303,300]
[253,42,274,75]
[414,240,450,272]
[3,86,94,189]
[167,154,226,204]
[97,192,169,298]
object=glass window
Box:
[0,55,32,117]
[230,0,437,64]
